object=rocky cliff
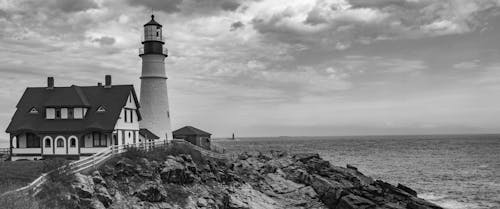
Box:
[71,150,443,209]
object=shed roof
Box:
[6,85,140,134]
[139,128,159,140]
[173,126,211,137]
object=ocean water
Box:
[216,134,500,209]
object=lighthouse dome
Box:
[144,15,162,27]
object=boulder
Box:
[94,184,113,207]
[79,198,106,209]
[264,173,303,194]
[133,181,167,202]
[397,183,417,196]
[346,164,358,171]
[228,184,279,209]
[293,153,320,163]
[73,173,94,199]
[161,157,198,184]
[92,171,106,186]
[336,194,376,209]
[197,197,208,207]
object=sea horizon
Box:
[1,133,499,148]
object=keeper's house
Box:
[5,76,148,161]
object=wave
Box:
[419,193,483,209]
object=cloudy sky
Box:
[0,0,499,139]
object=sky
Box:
[0,0,499,139]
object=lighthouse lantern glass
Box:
[144,25,161,41]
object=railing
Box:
[142,36,165,42]
[12,148,41,154]
[171,140,228,159]
[0,148,10,161]
[138,47,168,56]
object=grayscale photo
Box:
[0,0,499,208]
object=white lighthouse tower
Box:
[139,15,173,141]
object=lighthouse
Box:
[139,15,173,141]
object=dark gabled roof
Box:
[6,85,141,134]
[139,128,159,140]
[173,126,211,137]
[144,15,162,27]
[44,85,90,107]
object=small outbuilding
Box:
[139,128,159,142]
[173,126,211,150]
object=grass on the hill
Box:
[0,161,45,194]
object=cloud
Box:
[230,21,244,31]
[92,36,116,46]
[453,60,480,69]
[248,0,500,50]
[14,0,99,13]
[126,0,183,13]
[126,0,241,15]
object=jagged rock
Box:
[346,164,358,171]
[293,153,320,163]
[95,184,113,207]
[228,184,279,209]
[397,183,417,196]
[79,198,106,209]
[133,181,167,202]
[197,197,208,207]
[64,150,442,209]
[161,156,198,184]
[337,194,376,209]
[73,173,94,199]
[92,171,106,185]
[263,173,303,194]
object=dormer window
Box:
[46,107,87,119]
[29,107,38,114]
[97,106,106,113]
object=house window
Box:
[68,108,74,119]
[92,132,107,147]
[29,107,38,114]
[124,109,128,122]
[61,108,68,119]
[55,108,61,119]
[74,107,83,119]
[56,138,64,147]
[45,138,51,148]
[26,133,40,148]
[97,106,106,112]
[46,108,55,119]
[70,138,76,147]
[123,109,134,123]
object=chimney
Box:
[47,77,54,90]
[104,75,111,88]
